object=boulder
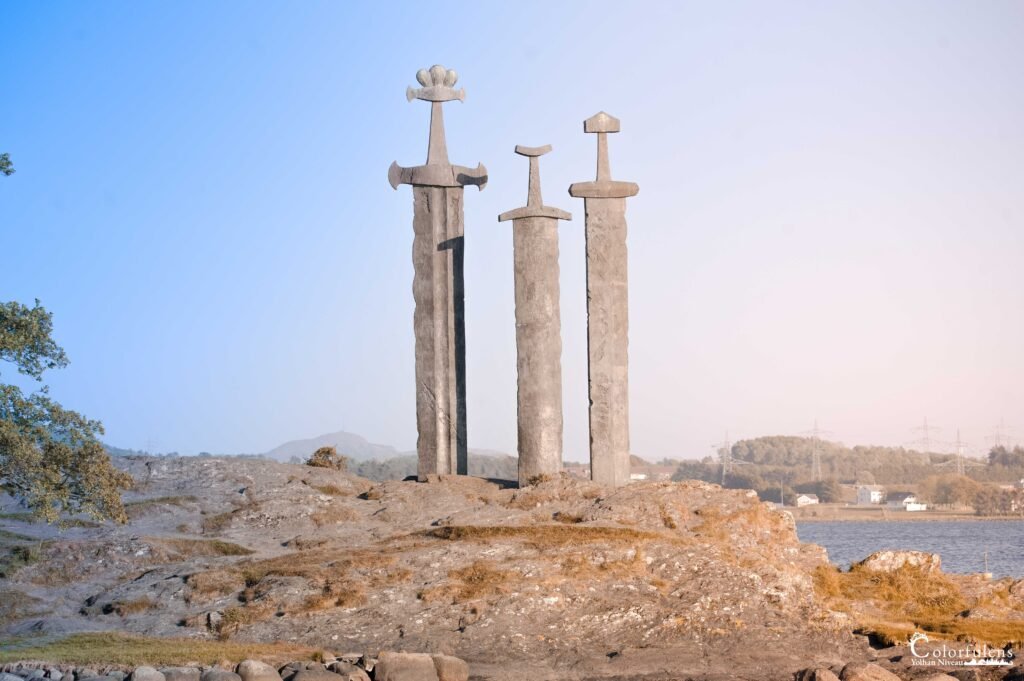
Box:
[159,669,200,681]
[796,669,840,681]
[108,674,126,681]
[373,654,438,681]
[288,672,342,681]
[47,672,64,681]
[917,675,959,681]
[200,672,240,681]
[323,665,367,681]
[429,656,467,681]
[27,671,45,680]
[839,663,901,681]
[130,669,165,681]
[854,550,941,574]
[76,671,100,680]
[0,674,26,681]
[234,662,279,681]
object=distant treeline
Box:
[350,454,519,482]
[672,436,1024,505]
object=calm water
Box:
[796,521,1024,578]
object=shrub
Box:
[306,446,348,471]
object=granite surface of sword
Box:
[389,65,487,479]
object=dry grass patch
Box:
[0,590,44,625]
[0,632,316,666]
[312,484,350,496]
[559,549,649,583]
[425,524,666,548]
[154,537,253,557]
[201,510,237,534]
[311,502,359,527]
[103,597,157,616]
[185,569,244,603]
[814,564,1024,646]
[419,560,516,604]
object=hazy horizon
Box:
[2,1,1021,463]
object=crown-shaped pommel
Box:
[407,65,465,103]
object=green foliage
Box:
[0,153,13,177]
[1,300,132,524]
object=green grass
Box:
[0,633,317,666]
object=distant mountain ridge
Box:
[264,430,402,462]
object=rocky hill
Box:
[1,457,1021,680]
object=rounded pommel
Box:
[583,111,621,134]
[407,64,465,103]
[515,144,553,158]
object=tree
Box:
[1,300,132,523]
[0,153,13,177]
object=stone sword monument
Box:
[569,112,639,487]
[388,65,487,480]
[498,145,572,486]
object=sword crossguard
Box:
[388,65,487,191]
[499,144,571,223]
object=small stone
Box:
[288,672,341,681]
[46,672,63,681]
[797,669,840,681]
[234,661,279,681]
[77,671,100,680]
[430,656,467,681]
[160,669,201,681]
[107,673,127,681]
[918,675,959,681]
[129,668,163,681]
[200,671,239,681]
[28,671,46,680]
[854,550,942,574]
[373,653,438,681]
[0,674,26,681]
[323,668,365,681]
[839,662,902,681]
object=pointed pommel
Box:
[406,65,466,103]
[499,144,571,223]
[583,111,620,133]
[569,111,639,200]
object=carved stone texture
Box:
[499,145,571,486]
[569,112,638,488]
[389,65,487,480]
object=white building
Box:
[857,485,885,505]
[795,493,820,507]
[887,492,927,512]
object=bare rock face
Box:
[0,457,859,681]
[854,550,942,574]
[839,662,902,681]
[373,653,438,681]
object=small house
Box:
[856,485,885,505]
[887,492,927,511]
[795,493,819,507]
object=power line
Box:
[801,419,832,482]
[712,429,749,485]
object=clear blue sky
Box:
[2,1,1022,460]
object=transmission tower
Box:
[712,430,749,485]
[908,417,942,462]
[986,418,1017,450]
[933,427,983,475]
[801,419,832,482]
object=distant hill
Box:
[265,430,402,462]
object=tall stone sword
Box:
[568,112,639,487]
[388,65,487,480]
[498,145,572,486]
